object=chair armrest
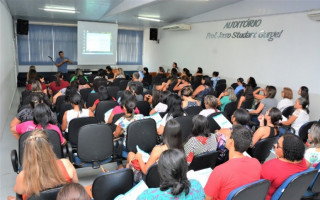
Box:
[62,146,67,158]
[67,143,74,163]
[16,193,23,200]
[11,150,19,174]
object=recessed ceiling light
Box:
[137,16,162,22]
[39,6,79,14]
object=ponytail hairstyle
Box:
[29,93,42,109]
[55,72,63,87]
[300,86,309,106]
[298,97,309,114]
[237,77,245,87]
[124,99,137,120]
[158,149,190,196]
[267,107,282,133]
[129,82,138,96]
[70,93,83,112]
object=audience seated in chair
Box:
[251,107,282,147]
[261,134,308,200]
[249,85,278,116]
[181,86,200,110]
[234,77,245,95]
[127,119,183,175]
[148,90,170,115]
[173,75,191,93]
[137,149,205,199]
[88,85,112,112]
[157,94,184,135]
[11,103,66,145]
[192,75,213,102]
[61,93,94,133]
[113,100,144,167]
[281,97,310,134]
[7,130,78,200]
[49,72,70,96]
[218,87,237,112]
[77,75,90,91]
[298,86,310,107]
[211,71,220,90]
[199,95,219,117]
[23,80,52,108]
[106,91,140,124]
[304,122,320,168]
[184,115,218,164]
[204,125,261,200]
[57,183,89,200]
[52,82,78,105]
[277,87,294,112]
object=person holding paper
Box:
[127,119,183,175]
[138,149,205,199]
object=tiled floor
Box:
[0,88,122,198]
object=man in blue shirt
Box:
[55,51,72,74]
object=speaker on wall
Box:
[17,19,29,35]
[150,28,158,41]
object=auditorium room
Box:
[1,0,320,199]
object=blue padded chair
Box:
[302,163,320,200]
[271,168,318,200]
[226,179,270,200]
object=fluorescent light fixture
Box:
[137,16,162,22]
[39,6,78,14]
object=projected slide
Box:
[78,21,118,65]
[83,31,112,54]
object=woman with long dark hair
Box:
[127,119,183,175]
[138,149,205,199]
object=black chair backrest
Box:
[175,116,193,143]
[92,168,133,200]
[113,78,125,87]
[282,106,295,119]
[27,185,64,200]
[86,92,99,108]
[79,88,92,103]
[58,103,72,124]
[95,100,118,123]
[145,164,160,188]
[107,86,120,99]
[248,137,278,164]
[19,130,62,165]
[68,117,98,146]
[119,80,130,90]
[136,85,143,95]
[310,164,320,193]
[227,179,270,200]
[276,169,318,200]
[126,118,158,153]
[207,112,227,133]
[236,89,244,101]
[188,151,219,171]
[55,95,65,113]
[112,113,125,124]
[77,124,113,162]
[224,101,238,121]
[298,121,316,143]
[184,106,203,116]
[231,83,238,90]
[240,99,254,109]
[136,101,150,116]
[217,79,226,85]
[215,83,227,97]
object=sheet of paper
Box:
[213,114,233,129]
[136,145,150,163]
[187,168,213,188]
[114,180,149,200]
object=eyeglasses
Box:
[274,141,282,149]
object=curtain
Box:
[117,30,143,65]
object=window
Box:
[117,30,143,65]
[18,25,77,65]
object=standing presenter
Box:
[55,51,72,79]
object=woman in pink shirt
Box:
[11,103,66,145]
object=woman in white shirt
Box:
[281,97,309,134]
[61,93,94,132]
[199,95,219,117]
[277,87,294,112]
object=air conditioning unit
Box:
[162,24,191,31]
[307,9,320,21]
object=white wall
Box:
[143,12,320,120]
[0,0,17,135]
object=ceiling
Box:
[5,0,320,28]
